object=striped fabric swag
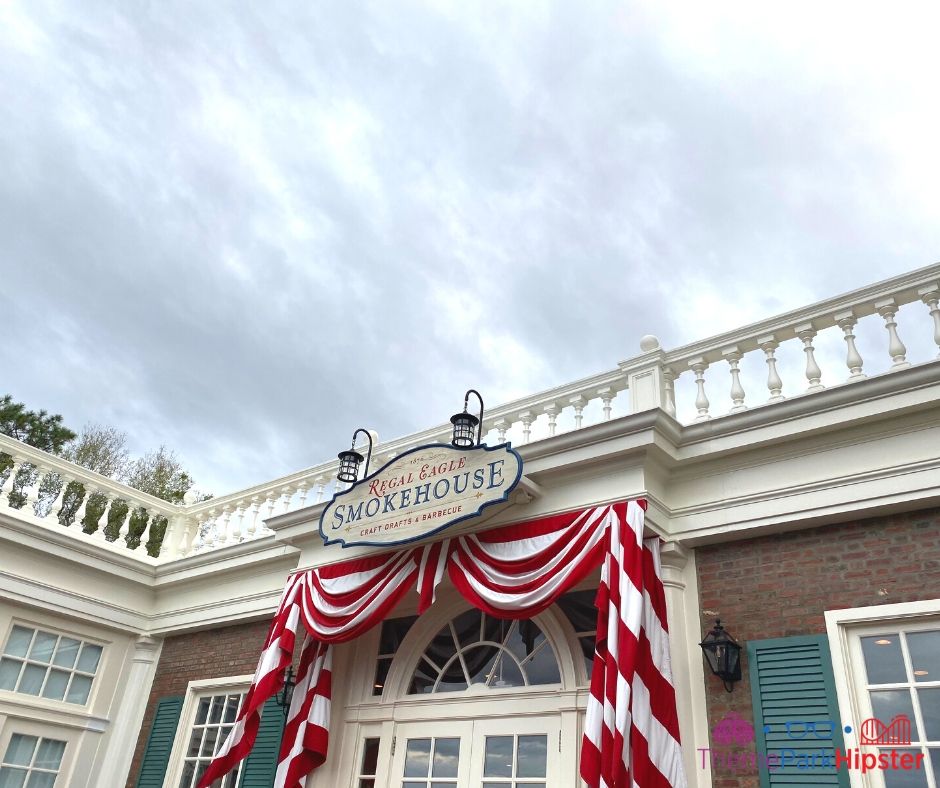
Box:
[198,499,686,788]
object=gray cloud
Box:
[2,1,939,493]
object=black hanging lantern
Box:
[451,389,484,447]
[337,428,373,484]
[276,666,296,716]
[699,619,742,692]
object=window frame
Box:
[827,598,940,788]
[0,619,107,709]
[162,674,253,788]
[0,719,78,788]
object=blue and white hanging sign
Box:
[319,443,523,548]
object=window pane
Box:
[486,652,524,689]
[401,783,424,788]
[908,631,940,683]
[360,738,379,776]
[75,644,102,674]
[65,674,92,704]
[918,689,940,741]
[18,665,46,696]
[378,616,418,654]
[0,658,22,691]
[871,690,917,732]
[431,738,459,778]
[186,729,203,758]
[862,635,906,684]
[29,633,57,664]
[930,749,940,781]
[523,641,561,686]
[484,736,513,777]
[178,760,196,788]
[24,773,55,788]
[195,697,211,725]
[223,695,240,724]
[0,768,28,788]
[409,658,437,695]
[466,648,498,686]
[41,669,69,701]
[580,636,596,680]
[201,727,219,757]
[373,658,391,695]
[403,739,431,778]
[358,781,374,788]
[208,697,224,725]
[517,735,547,778]
[882,751,928,788]
[3,736,37,767]
[557,590,597,633]
[52,638,80,670]
[33,740,65,771]
[451,609,483,650]
[4,628,34,659]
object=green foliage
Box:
[0,395,77,453]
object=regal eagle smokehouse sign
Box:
[319,443,523,547]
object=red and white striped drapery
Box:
[198,499,686,788]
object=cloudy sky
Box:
[2,1,939,495]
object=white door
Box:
[390,721,474,788]
[390,716,559,788]
[468,716,560,788]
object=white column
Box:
[543,404,559,437]
[795,323,825,392]
[95,635,163,787]
[875,297,909,369]
[919,285,940,357]
[568,396,586,430]
[721,348,746,413]
[519,411,535,443]
[689,358,711,421]
[659,541,712,788]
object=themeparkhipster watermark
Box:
[700,712,926,775]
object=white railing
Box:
[3,264,939,562]
[0,433,187,560]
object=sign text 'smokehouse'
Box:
[319,443,523,547]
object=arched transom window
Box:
[408,608,561,694]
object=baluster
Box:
[875,298,909,369]
[835,311,865,380]
[920,286,940,357]
[795,324,825,392]
[494,418,510,443]
[22,466,45,516]
[598,387,613,421]
[133,514,154,555]
[543,404,559,437]
[203,508,218,549]
[73,485,95,530]
[93,496,114,540]
[265,494,277,520]
[279,486,294,514]
[118,504,134,547]
[758,337,785,402]
[689,358,711,421]
[569,396,586,430]
[0,457,24,507]
[218,506,233,545]
[232,503,244,543]
[662,369,678,418]
[519,412,535,443]
[722,349,746,413]
[247,496,260,538]
[190,513,209,553]
[297,482,309,508]
[315,476,327,503]
[49,475,72,523]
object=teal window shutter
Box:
[748,634,850,788]
[239,696,286,787]
[136,696,184,788]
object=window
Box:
[0,625,102,705]
[176,691,246,788]
[357,737,380,787]
[481,734,548,786]
[859,628,940,788]
[556,590,597,682]
[408,609,560,694]
[374,616,418,695]
[402,737,460,786]
[0,733,66,787]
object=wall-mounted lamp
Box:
[337,428,374,483]
[276,666,296,716]
[699,619,742,692]
[450,389,484,447]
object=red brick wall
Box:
[126,619,271,788]
[696,507,940,788]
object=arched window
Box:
[407,608,561,694]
